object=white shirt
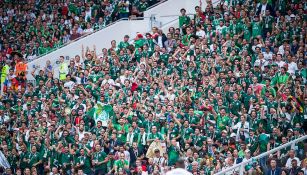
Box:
[166,92,176,101]
[26,54,37,62]
[157,36,163,48]
[232,121,250,141]
[260,3,267,16]
[216,25,226,34]
[119,1,130,13]
[120,75,129,85]
[196,30,206,38]
[75,77,82,84]
[166,168,192,175]
[278,45,285,55]
[72,103,87,113]
[285,157,301,168]
[263,51,273,60]
[288,62,298,75]
[101,78,115,86]
[64,81,75,90]
[78,130,86,141]
[252,44,263,52]
[276,61,286,68]
[85,8,92,20]
[75,61,83,68]
[0,115,10,125]
[124,150,131,162]
[255,59,269,71]
[83,28,93,34]
[153,156,165,167]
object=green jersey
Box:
[93,151,108,171]
[168,145,180,166]
[258,133,269,153]
[76,155,91,174]
[148,132,164,141]
[114,159,129,171]
[252,21,262,37]
[216,115,231,131]
[60,152,73,170]
[179,15,190,28]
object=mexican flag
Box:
[93,102,114,127]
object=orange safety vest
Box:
[15,62,27,76]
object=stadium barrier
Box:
[26,0,202,81]
[215,135,307,175]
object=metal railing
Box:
[215,135,307,175]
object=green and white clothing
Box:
[114,159,129,171]
[258,133,270,153]
[147,132,164,141]
[168,145,180,166]
[75,155,92,174]
[252,21,262,37]
[93,151,108,172]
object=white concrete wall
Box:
[27,0,208,80]
[27,19,148,80]
[144,0,200,26]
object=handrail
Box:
[215,135,307,175]
[159,14,195,17]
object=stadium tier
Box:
[0,0,306,175]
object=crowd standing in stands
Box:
[0,0,307,175]
[0,0,162,62]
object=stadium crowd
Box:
[0,0,161,62]
[0,0,307,175]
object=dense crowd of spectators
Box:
[0,0,306,175]
[0,0,162,62]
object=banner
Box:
[93,102,113,127]
[0,150,10,169]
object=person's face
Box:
[270,160,276,167]
[80,149,84,155]
[31,146,37,153]
[95,144,101,151]
[292,160,297,167]
[152,126,157,133]
[24,169,31,175]
[207,139,212,145]
[189,109,194,116]
[120,153,125,160]
[136,160,141,166]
